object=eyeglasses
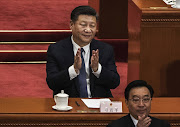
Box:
[129,98,152,104]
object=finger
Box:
[93,54,97,61]
[91,50,99,67]
[92,50,99,61]
[144,117,151,122]
[92,56,98,65]
[93,49,98,56]
[141,117,151,127]
[138,115,146,121]
[91,55,96,65]
[94,49,99,60]
[91,55,94,61]
[92,50,96,60]
[146,121,151,127]
[74,48,82,70]
[96,49,99,59]
[96,49,99,55]
[92,50,96,55]
[75,49,80,60]
[143,120,151,127]
[138,115,143,121]
[77,48,81,56]
[144,117,152,124]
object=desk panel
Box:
[0,98,179,127]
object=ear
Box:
[70,20,74,30]
[125,99,129,108]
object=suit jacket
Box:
[107,114,170,127]
[46,37,120,97]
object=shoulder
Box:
[91,39,114,54]
[150,116,170,127]
[92,39,113,49]
[48,37,71,50]
[107,115,133,127]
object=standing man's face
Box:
[125,87,152,120]
[70,15,97,47]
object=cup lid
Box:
[55,90,69,97]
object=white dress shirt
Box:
[68,36,102,98]
[130,114,138,127]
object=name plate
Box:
[100,101,122,113]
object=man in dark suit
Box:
[46,6,120,98]
[107,80,170,127]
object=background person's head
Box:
[124,80,154,119]
[71,6,98,23]
[70,6,98,47]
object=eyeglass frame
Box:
[128,97,152,104]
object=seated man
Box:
[46,6,120,98]
[107,80,170,127]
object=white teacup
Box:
[54,90,69,109]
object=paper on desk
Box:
[81,98,111,108]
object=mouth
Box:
[137,109,146,114]
[82,34,92,38]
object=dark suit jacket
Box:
[46,37,120,97]
[107,114,170,127]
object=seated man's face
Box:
[70,15,97,47]
[125,87,151,120]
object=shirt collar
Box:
[71,35,90,54]
[130,114,138,126]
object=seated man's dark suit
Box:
[107,114,170,127]
[46,37,120,97]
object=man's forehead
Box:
[77,15,96,20]
[129,87,150,97]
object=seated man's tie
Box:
[78,48,88,97]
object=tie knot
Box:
[81,48,84,53]
[81,48,85,56]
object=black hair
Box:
[71,5,98,22]
[124,80,154,100]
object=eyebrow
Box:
[132,95,150,98]
[79,20,96,23]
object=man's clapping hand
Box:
[137,115,152,127]
[74,48,82,74]
[90,49,99,72]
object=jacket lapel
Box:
[127,114,136,127]
[62,37,74,65]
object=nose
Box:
[138,99,145,106]
[84,26,91,33]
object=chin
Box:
[82,36,93,41]
[137,112,147,117]
[82,39,92,44]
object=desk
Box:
[0,98,180,127]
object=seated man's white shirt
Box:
[130,114,138,127]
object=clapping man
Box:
[107,80,170,127]
[46,6,120,98]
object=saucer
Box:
[52,105,73,111]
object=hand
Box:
[73,48,82,73]
[90,49,99,72]
[137,115,152,127]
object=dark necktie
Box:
[78,48,88,97]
